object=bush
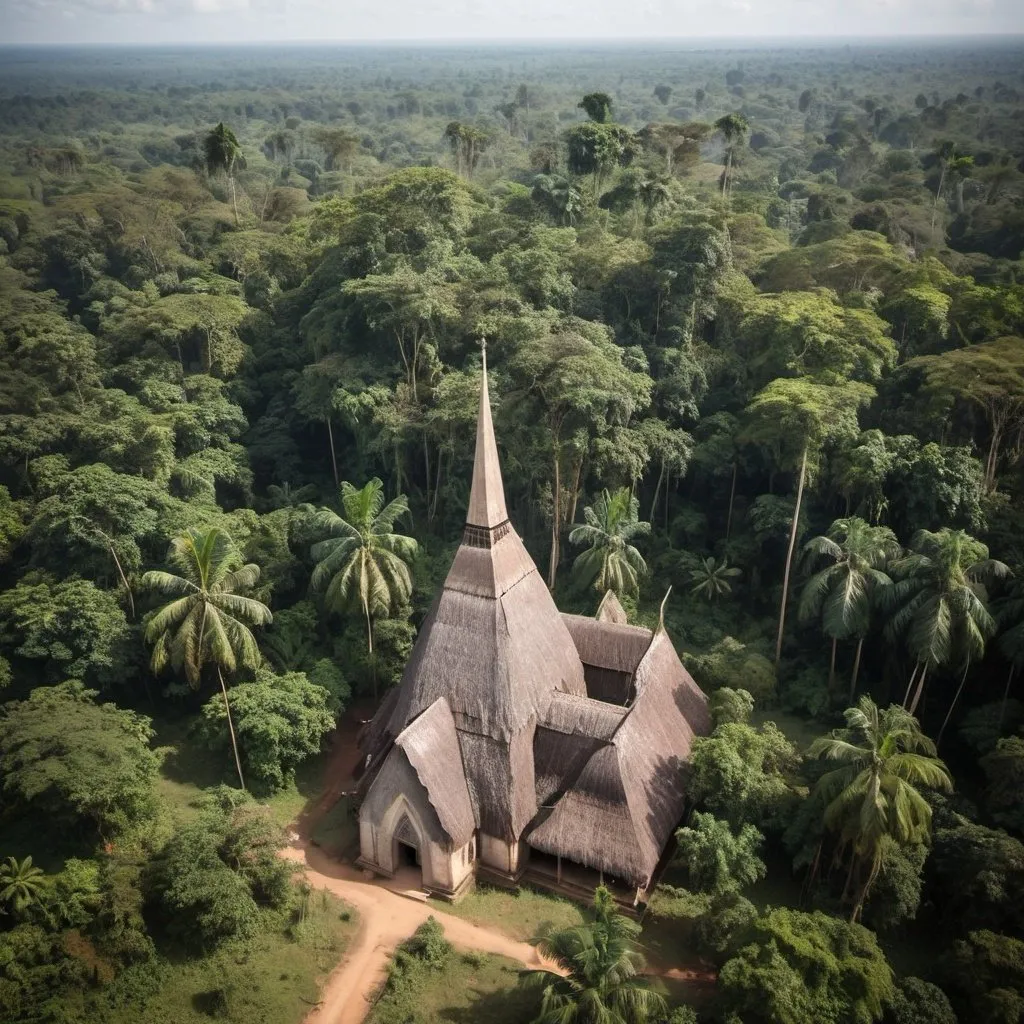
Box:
[193,668,335,793]
[146,790,291,947]
[685,636,777,704]
[0,681,159,840]
[884,977,957,1024]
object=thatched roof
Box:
[466,342,508,530]
[527,629,711,888]
[562,614,653,675]
[543,690,627,741]
[596,590,629,625]
[394,698,475,847]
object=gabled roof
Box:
[394,698,475,847]
[561,614,653,675]
[528,628,711,888]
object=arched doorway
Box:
[392,813,422,880]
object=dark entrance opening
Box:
[397,841,420,868]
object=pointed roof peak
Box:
[466,338,509,530]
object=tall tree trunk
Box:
[229,172,239,227]
[850,854,881,924]
[903,662,920,708]
[909,663,929,715]
[548,450,561,590]
[828,636,837,695]
[650,460,666,523]
[1000,664,1016,730]
[937,661,971,747]
[326,417,339,488]
[849,637,864,703]
[776,445,808,666]
[107,542,135,620]
[725,460,738,541]
[217,666,246,791]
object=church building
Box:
[356,350,711,906]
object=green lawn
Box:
[367,949,539,1024]
[427,883,584,942]
[100,893,357,1024]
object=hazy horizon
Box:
[3,0,1023,48]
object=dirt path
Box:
[284,840,551,1024]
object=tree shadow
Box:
[439,967,541,1024]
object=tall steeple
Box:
[465,339,509,531]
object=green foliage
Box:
[883,977,957,1024]
[0,682,158,840]
[194,668,335,793]
[808,697,951,919]
[685,637,777,703]
[569,487,650,599]
[929,812,1024,936]
[674,812,766,894]
[521,886,666,1024]
[945,930,1024,1024]
[310,479,416,656]
[708,687,755,727]
[146,790,291,948]
[0,575,135,688]
[688,720,802,832]
[718,908,894,1024]
[980,736,1024,835]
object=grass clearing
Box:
[367,948,538,1024]
[101,892,357,1024]
[428,882,584,943]
[152,714,329,829]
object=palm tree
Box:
[0,856,46,917]
[532,174,584,226]
[310,479,417,662]
[142,526,271,790]
[884,528,1007,736]
[808,697,952,922]
[569,488,650,600]
[204,122,243,226]
[521,886,666,1024]
[637,176,672,227]
[798,517,900,700]
[714,113,749,196]
[689,556,741,603]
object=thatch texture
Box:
[394,698,475,846]
[596,590,629,624]
[386,539,585,742]
[527,629,711,888]
[466,344,508,530]
[562,614,653,674]
[543,690,627,740]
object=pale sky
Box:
[2,0,1023,46]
